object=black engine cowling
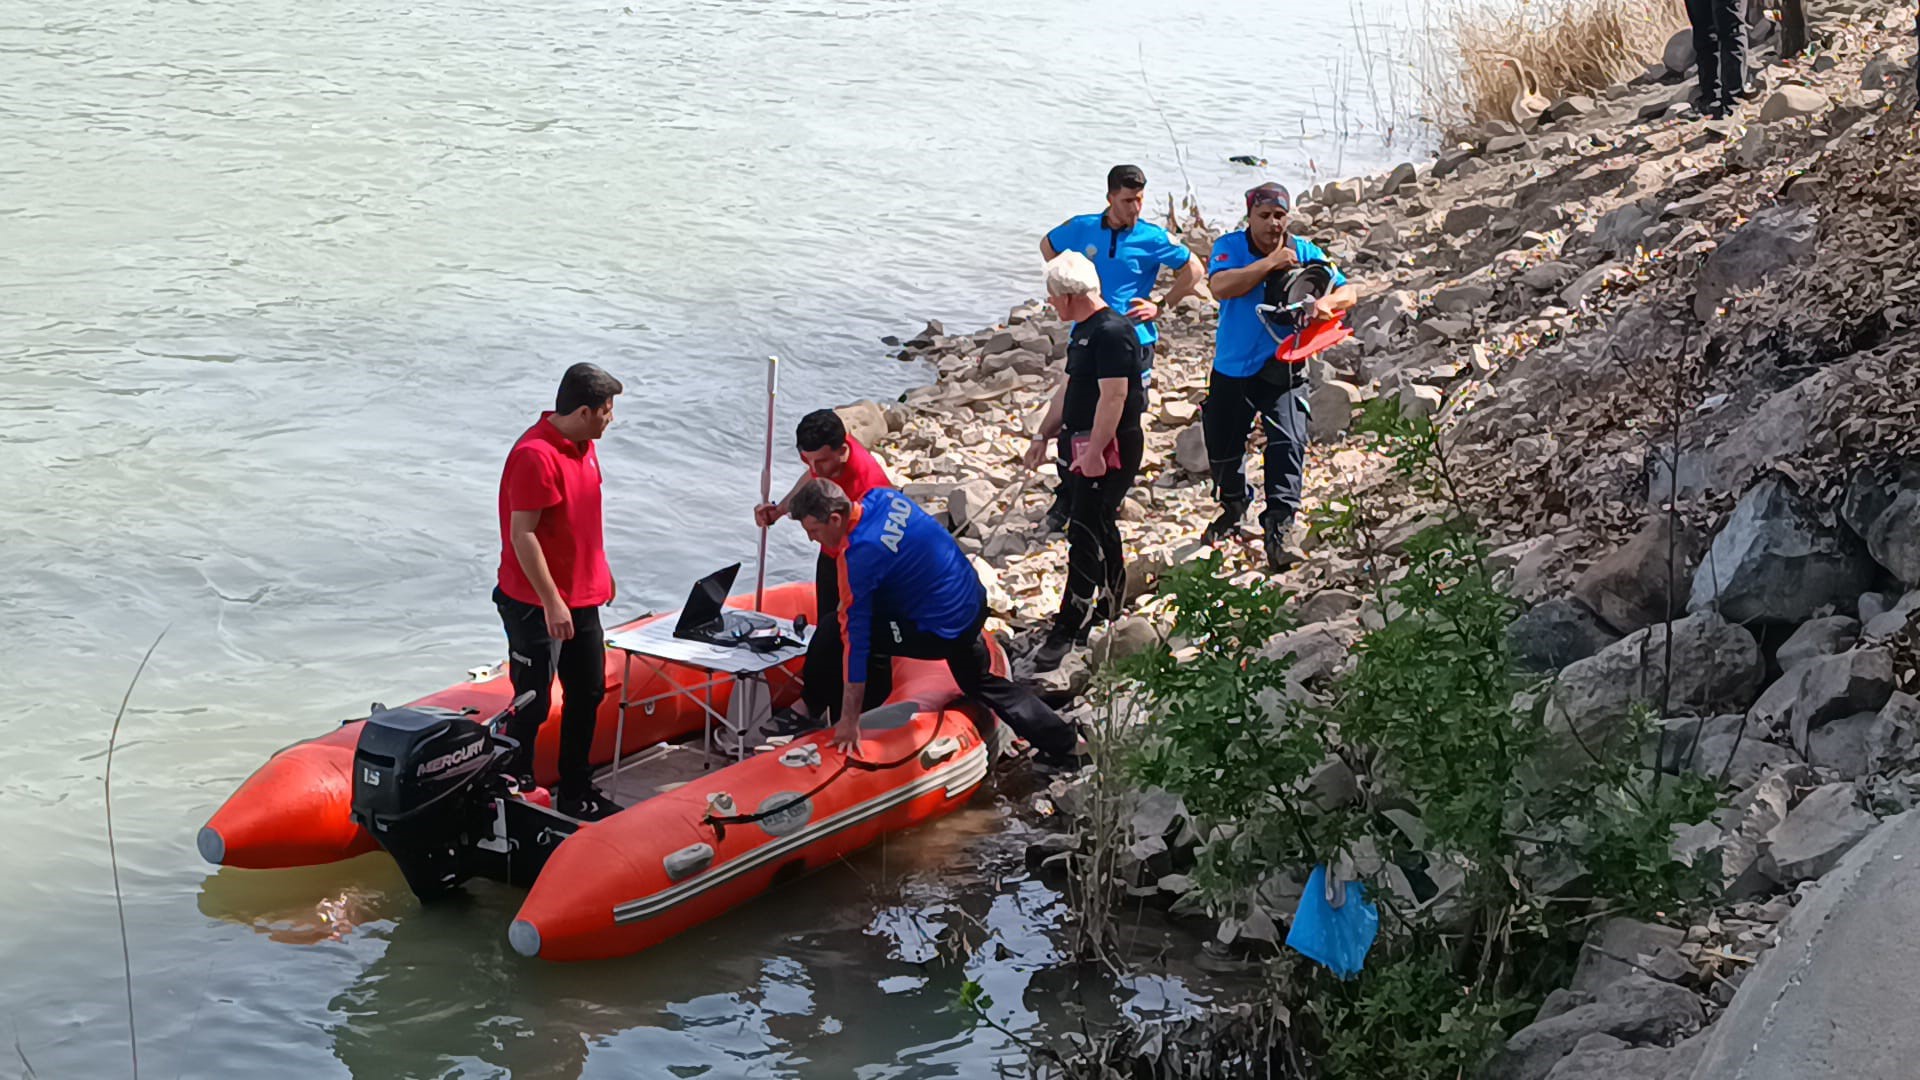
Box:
[350,704,576,899]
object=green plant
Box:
[1335,521,1524,865]
[1574,768,1722,919]
[1113,554,1349,898]
[1312,946,1531,1080]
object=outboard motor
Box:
[350,693,579,900]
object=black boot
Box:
[557,783,622,822]
[1202,498,1250,545]
[1261,508,1303,572]
[1030,628,1075,673]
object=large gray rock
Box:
[1521,260,1581,292]
[1664,361,1860,497]
[1806,711,1877,780]
[945,479,998,531]
[1687,731,1803,789]
[1432,281,1495,312]
[1308,379,1364,442]
[1571,919,1687,995]
[1486,974,1704,1080]
[1853,488,1920,586]
[1548,1033,1701,1080]
[834,399,890,448]
[1748,646,1895,752]
[1775,616,1861,672]
[1443,203,1498,236]
[1862,589,1920,639]
[1173,423,1208,475]
[1721,769,1797,897]
[1694,205,1819,320]
[1688,478,1878,625]
[1377,161,1418,197]
[1545,614,1763,761]
[1759,85,1830,123]
[1650,713,1745,772]
[1573,516,1705,634]
[1662,28,1696,76]
[1867,692,1920,775]
[1591,200,1661,254]
[1689,810,1920,1079]
[1766,782,1878,884]
[1546,94,1596,122]
[1509,598,1623,672]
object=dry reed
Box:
[1418,0,1689,140]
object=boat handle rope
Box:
[701,712,953,842]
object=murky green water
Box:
[0,0,1415,1072]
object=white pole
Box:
[754,354,779,613]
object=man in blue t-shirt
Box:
[787,480,1080,767]
[1202,182,1358,571]
[1037,165,1202,531]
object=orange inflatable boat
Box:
[199,582,819,870]
[199,580,998,963]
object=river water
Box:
[1,0,1419,1074]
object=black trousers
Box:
[1686,0,1747,108]
[1052,426,1145,640]
[811,603,1078,758]
[493,587,605,793]
[801,551,887,720]
[1202,368,1309,522]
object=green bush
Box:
[1113,553,1352,900]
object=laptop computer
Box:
[672,563,776,645]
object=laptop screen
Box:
[673,563,742,638]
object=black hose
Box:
[701,712,953,839]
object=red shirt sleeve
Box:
[503,445,563,513]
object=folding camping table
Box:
[602,616,809,780]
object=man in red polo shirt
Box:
[495,362,624,821]
[753,408,891,731]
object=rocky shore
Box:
[842,5,1919,1075]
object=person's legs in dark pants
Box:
[800,551,842,723]
[494,586,556,781]
[553,605,605,795]
[943,628,1079,761]
[799,554,890,728]
[879,608,1080,762]
[1036,429,1143,669]
[1202,369,1259,541]
[1710,0,1747,111]
[493,587,613,816]
[1255,378,1310,570]
[1686,0,1724,112]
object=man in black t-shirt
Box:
[1023,251,1146,672]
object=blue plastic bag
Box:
[1286,863,1379,979]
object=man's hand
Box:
[1125,297,1160,323]
[1022,436,1050,470]
[830,715,862,753]
[1264,244,1299,271]
[1311,295,1342,322]
[1073,443,1109,478]
[754,502,785,528]
[543,601,575,641]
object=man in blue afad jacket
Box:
[787,479,1081,767]
[1203,181,1358,571]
